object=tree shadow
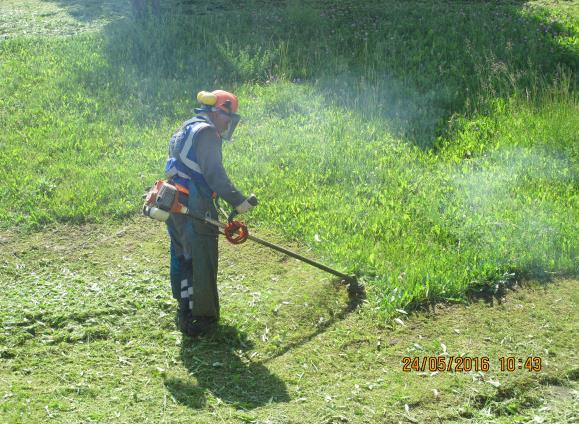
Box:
[41,0,130,23]
[165,325,290,410]
[40,0,576,147]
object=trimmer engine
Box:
[143,180,186,222]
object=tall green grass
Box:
[0,0,576,311]
[231,83,577,310]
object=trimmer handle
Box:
[228,195,258,222]
[227,210,237,223]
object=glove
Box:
[235,194,258,214]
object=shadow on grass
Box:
[42,0,577,147]
[41,0,130,22]
[462,269,570,307]
[403,269,562,314]
[260,296,365,364]
[164,281,364,409]
[259,278,366,364]
[165,325,290,410]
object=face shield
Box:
[219,110,240,140]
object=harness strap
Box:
[175,183,189,195]
[167,117,215,179]
[178,122,211,174]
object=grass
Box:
[0,1,577,421]
[0,219,577,423]
[1,0,576,312]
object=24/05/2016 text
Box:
[402,356,543,373]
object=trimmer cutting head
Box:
[343,276,365,299]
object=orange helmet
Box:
[212,90,238,113]
[196,90,238,114]
[195,89,240,140]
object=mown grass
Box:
[0,220,577,422]
[0,0,577,314]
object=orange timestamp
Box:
[402,356,543,373]
[499,356,542,372]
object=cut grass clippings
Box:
[0,220,577,422]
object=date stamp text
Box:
[402,356,542,373]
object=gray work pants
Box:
[166,181,220,319]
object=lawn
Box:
[0,0,577,422]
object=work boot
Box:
[176,301,199,337]
[194,316,218,335]
[176,302,216,337]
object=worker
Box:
[165,90,257,337]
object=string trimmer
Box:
[143,180,363,296]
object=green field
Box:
[0,0,578,422]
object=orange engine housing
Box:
[144,180,188,213]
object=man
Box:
[165,89,256,337]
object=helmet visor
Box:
[220,111,240,140]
